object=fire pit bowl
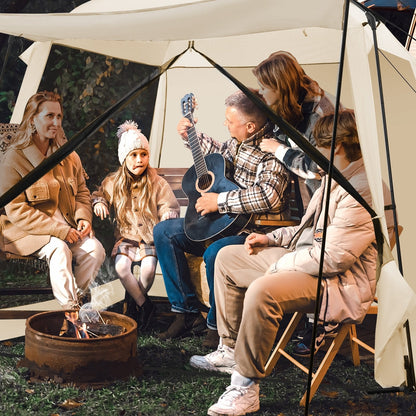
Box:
[19,310,142,386]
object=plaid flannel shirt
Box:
[183,122,290,217]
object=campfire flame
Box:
[59,306,124,339]
[65,311,90,339]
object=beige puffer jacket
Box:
[267,159,391,324]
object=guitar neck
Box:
[185,114,208,178]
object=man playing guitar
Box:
[154,90,291,347]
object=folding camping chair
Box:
[264,225,403,406]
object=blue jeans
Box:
[153,218,247,330]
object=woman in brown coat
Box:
[0,91,105,309]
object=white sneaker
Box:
[189,344,236,374]
[207,381,260,415]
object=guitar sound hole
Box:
[196,173,214,192]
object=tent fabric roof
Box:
[0,0,345,43]
[0,0,348,69]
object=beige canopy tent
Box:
[0,0,415,389]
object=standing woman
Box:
[0,91,106,309]
[253,51,341,355]
[254,50,339,196]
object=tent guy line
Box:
[379,48,416,92]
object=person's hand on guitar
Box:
[244,232,269,255]
[177,117,192,140]
[178,94,198,140]
[195,192,219,216]
[177,117,198,140]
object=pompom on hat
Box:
[117,120,149,165]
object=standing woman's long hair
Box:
[11,91,65,149]
[253,51,323,126]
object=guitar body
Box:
[182,152,252,242]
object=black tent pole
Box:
[303,0,350,411]
[364,10,415,394]
[365,10,403,274]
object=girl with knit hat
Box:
[92,121,180,330]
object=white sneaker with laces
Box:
[189,343,236,374]
[207,381,260,416]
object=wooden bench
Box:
[0,122,302,316]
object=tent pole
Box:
[405,8,416,51]
[365,10,416,394]
[404,320,416,391]
[365,11,403,274]
[303,0,350,412]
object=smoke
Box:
[94,256,116,285]
[87,257,124,311]
[78,303,102,323]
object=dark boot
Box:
[158,312,206,340]
[202,328,220,348]
[123,292,155,331]
[136,296,155,332]
[123,291,139,322]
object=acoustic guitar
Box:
[180,93,252,242]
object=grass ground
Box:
[1,264,416,415]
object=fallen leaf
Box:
[319,390,339,398]
[58,399,83,410]
[25,389,35,394]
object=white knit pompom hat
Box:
[117,120,149,165]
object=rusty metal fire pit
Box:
[19,310,142,386]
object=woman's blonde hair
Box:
[111,164,157,231]
[253,51,322,125]
[12,91,64,149]
[314,109,362,162]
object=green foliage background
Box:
[0,2,159,254]
[40,45,158,187]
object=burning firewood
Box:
[84,322,125,337]
[59,310,125,338]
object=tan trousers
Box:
[36,236,106,308]
[215,244,319,379]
